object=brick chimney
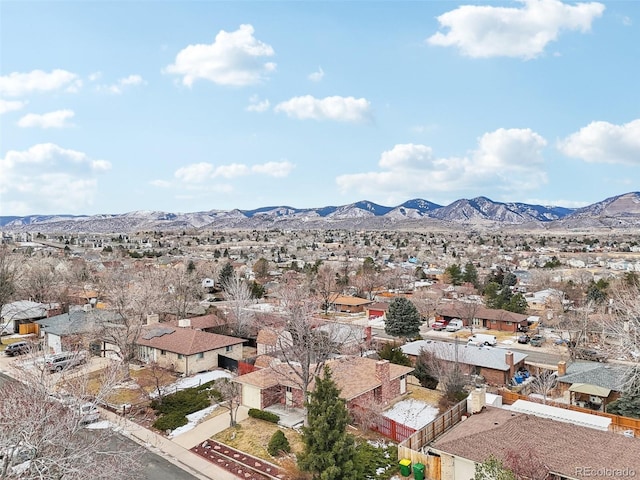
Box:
[505,351,514,378]
[375,360,392,404]
[557,361,567,377]
[365,326,372,342]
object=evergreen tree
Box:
[444,264,463,285]
[412,349,439,389]
[298,366,359,480]
[267,430,291,456]
[377,343,411,367]
[462,262,479,287]
[384,297,421,338]
[218,262,234,290]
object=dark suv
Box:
[4,341,30,356]
[574,347,608,363]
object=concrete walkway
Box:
[172,405,249,449]
[100,408,240,480]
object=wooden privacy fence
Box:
[398,399,467,466]
[499,389,640,436]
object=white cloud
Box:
[558,119,640,165]
[246,95,270,112]
[336,128,547,199]
[213,163,250,179]
[98,74,146,94]
[427,0,605,59]
[174,162,215,183]
[0,99,25,114]
[165,24,276,87]
[0,144,111,215]
[165,160,295,188]
[0,69,82,97]
[274,95,372,123]
[308,66,325,82]
[251,161,295,177]
[17,109,75,129]
[88,72,102,82]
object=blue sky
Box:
[1,0,639,216]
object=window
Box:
[160,350,166,356]
[506,321,513,326]
[177,354,183,360]
[197,352,204,360]
[286,386,292,393]
[225,345,233,352]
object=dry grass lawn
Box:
[212,418,305,465]
[405,378,444,405]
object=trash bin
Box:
[413,462,425,480]
[399,459,411,477]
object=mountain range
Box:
[1,192,639,233]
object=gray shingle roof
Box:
[35,310,122,336]
[557,362,629,392]
[401,340,527,371]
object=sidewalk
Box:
[172,405,250,449]
[100,409,240,480]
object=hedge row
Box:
[248,408,280,423]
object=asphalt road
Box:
[0,371,199,480]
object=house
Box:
[366,302,389,320]
[426,406,640,479]
[401,340,527,386]
[1,300,57,335]
[136,323,245,375]
[256,328,292,356]
[34,308,122,355]
[166,313,228,334]
[554,360,627,411]
[436,303,529,333]
[234,357,413,412]
[328,294,374,313]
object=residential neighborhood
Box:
[1,223,640,479]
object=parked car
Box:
[445,319,463,332]
[574,347,608,363]
[431,321,447,331]
[45,351,87,373]
[468,333,497,346]
[4,341,30,356]
[517,334,530,344]
[529,334,545,347]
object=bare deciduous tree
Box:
[211,377,242,427]
[312,264,337,315]
[222,272,255,338]
[528,369,557,404]
[0,362,144,480]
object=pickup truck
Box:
[529,334,545,347]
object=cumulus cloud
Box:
[558,119,640,165]
[0,99,25,114]
[17,109,75,129]
[427,0,605,59]
[0,69,82,97]
[246,95,270,112]
[274,95,372,123]
[98,74,146,94]
[0,143,111,215]
[165,24,276,87]
[166,160,294,187]
[308,66,325,82]
[336,128,547,199]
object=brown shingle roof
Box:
[167,313,227,330]
[234,356,413,401]
[431,407,640,477]
[437,303,528,323]
[137,325,244,356]
[329,294,374,307]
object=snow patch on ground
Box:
[169,405,218,438]
[85,420,113,430]
[383,399,439,430]
[151,370,233,397]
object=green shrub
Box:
[267,430,291,456]
[153,411,188,431]
[248,408,280,423]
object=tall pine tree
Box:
[298,366,360,480]
[384,297,421,338]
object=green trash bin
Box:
[399,458,411,477]
[413,462,425,480]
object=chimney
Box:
[178,318,191,328]
[557,361,566,377]
[468,386,486,414]
[146,313,159,325]
[365,326,372,342]
[505,351,514,378]
[375,360,392,404]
